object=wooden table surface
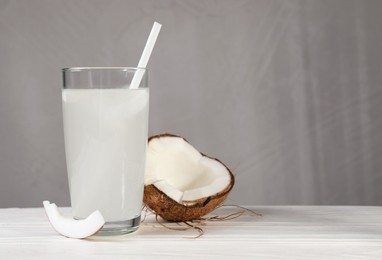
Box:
[0,206,381,259]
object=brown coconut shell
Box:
[144,133,235,222]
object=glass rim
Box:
[62,67,148,72]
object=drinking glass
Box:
[62,67,149,235]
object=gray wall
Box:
[0,0,381,208]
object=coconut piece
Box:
[43,201,105,239]
[144,134,234,222]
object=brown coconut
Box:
[144,133,235,222]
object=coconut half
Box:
[144,134,234,222]
[43,201,105,239]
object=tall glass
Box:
[62,67,149,235]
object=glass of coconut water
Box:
[62,67,149,235]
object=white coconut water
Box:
[62,88,149,222]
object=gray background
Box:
[0,0,381,208]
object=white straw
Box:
[130,21,162,89]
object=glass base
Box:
[96,215,141,236]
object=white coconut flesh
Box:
[43,201,105,239]
[145,136,232,204]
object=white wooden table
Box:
[0,206,382,259]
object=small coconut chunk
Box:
[43,201,105,239]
